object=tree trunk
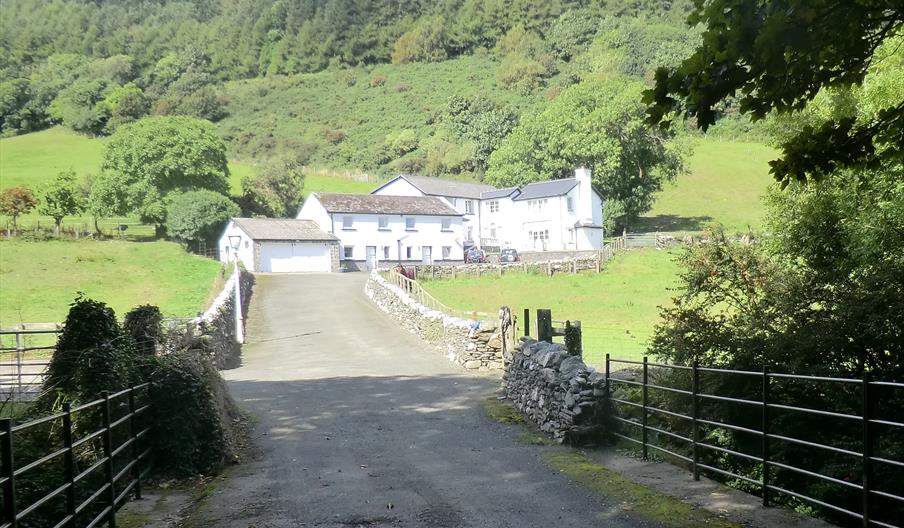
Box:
[93,216,102,237]
[11,215,17,237]
[54,218,62,237]
[155,224,166,239]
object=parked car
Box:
[498,248,520,263]
[465,248,487,263]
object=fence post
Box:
[523,309,530,338]
[0,418,16,527]
[692,360,700,481]
[536,309,552,343]
[605,354,610,397]
[862,372,871,528]
[128,387,142,500]
[15,328,23,402]
[63,403,76,520]
[642,356,649,460]
[762,366,770,507]
[101,391,117,528]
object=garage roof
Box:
[314,193,461,216]
[232,218,338,241]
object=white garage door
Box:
[260,242,331,272]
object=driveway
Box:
[191,273,645,527]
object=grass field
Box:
[0,239,225,324]
[638,138,778,234]
[420,249,682,368]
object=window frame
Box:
[405,217,416,231]
[442,246,451,259]
[441,218,452,231]
[378,216,390,230]
[342,215,354,230]
[343,246,354,259]
[465,200,474,214]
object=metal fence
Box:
[0,384,151,528]
[0,325,62,402]
[605,355,904,528]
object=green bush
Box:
[148,351,243,476]
[123,304,164,357]
[165,189,240,244]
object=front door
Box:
[366,246,377,270]
[421,246,432,264]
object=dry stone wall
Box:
[167,268,255,370]
[503,337,608,443]
[365,271,510,371]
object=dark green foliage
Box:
[148,351,243,476]
[239,156,306,217]
[644,0,904,183]
[166,190,241,243]
[443,95,518,171]
[94,116,231,228]
[391,17,449,64]
[41,296,138,405]
[123,305,165,358]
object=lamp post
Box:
[228,235,244,344]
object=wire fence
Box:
[605,355,904,528]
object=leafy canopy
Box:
[0,186,38,226]
[486,76,686,230]
[166,189,240,243]
[239,157,306,218]
[94,116,230,226]
[644,1,904,183]
[38,170,82,229]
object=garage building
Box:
[219,218,340,273]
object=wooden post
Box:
[595,258,600,273]
[546,261,551,276]
[523,308,530,337]
[15,328,23,401]
[572,259,577,274]
[536,309,552,342]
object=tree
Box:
[166,190,240,243]
[493,25,557,92]
[239,157,306,217]
[0,186,38,235]
[38,170,82,235]
[96,116,230,234]
[47,77,110,134]
[486,76,686,231]
[103,83,150,131]
[443,95,517,170]
[644,1,904,184]
[391,17,448,64]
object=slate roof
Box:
[512,179,579,201]
[314,192,461,216]
[375,175,497,199]
[232,218,338,241]
[481,187,520,199]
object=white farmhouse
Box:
[297,192,465,270]
[375,168,604,252]
[370,175,495,246]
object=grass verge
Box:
[485,396,739,528]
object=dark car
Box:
[464,248,487,263]
[499,248,520,263]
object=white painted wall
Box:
[372,178,482,245]
[219,221,257,271]
[371,178,423,197]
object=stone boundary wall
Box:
[365,271,511,371]
[410,257,601,280]
[503,337,608,443]
[169,268,255,370]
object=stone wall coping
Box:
[369,270,476,329]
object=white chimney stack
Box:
[575,167,593,222]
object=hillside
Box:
[219,55,545,165]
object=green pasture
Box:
[419,249,682,368]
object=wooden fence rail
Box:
[0,383,152,528]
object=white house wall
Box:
[373,180,481,244]
[329,214,464,265]
[219,222,257,271]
